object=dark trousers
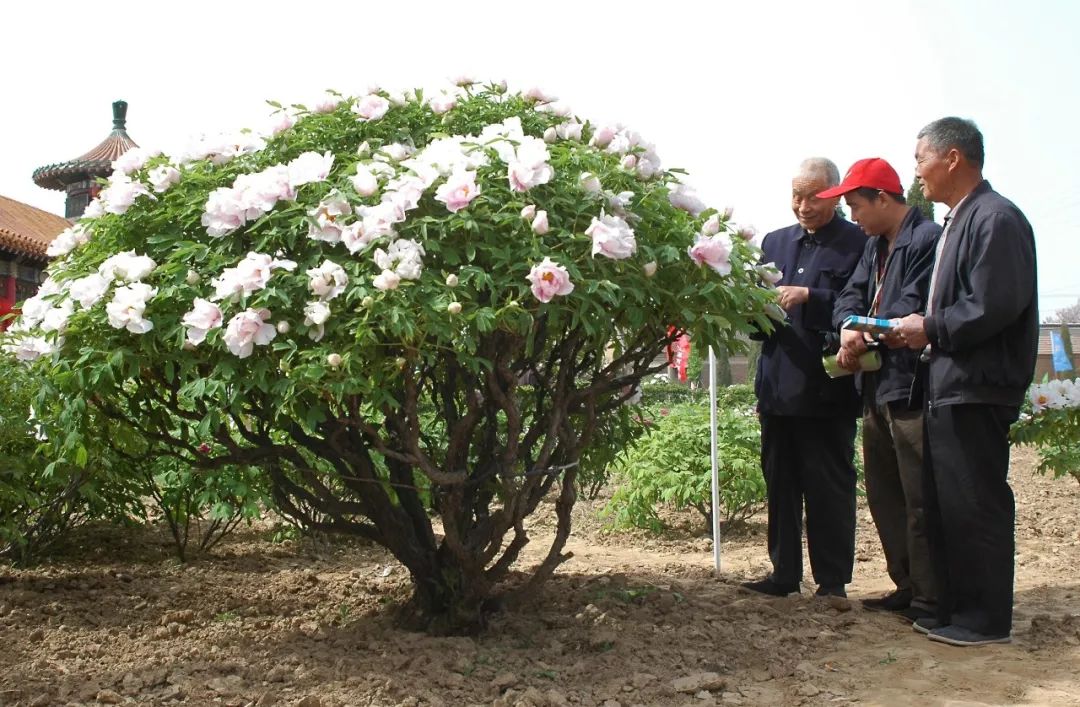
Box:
[863,398,936,610]
[760,414,857,587]
[923,403,1017,635]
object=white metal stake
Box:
[708,345,721,576]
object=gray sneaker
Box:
[912,617,942,635]
[927,624,1011,647]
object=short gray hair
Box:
[917,117,984,169]
[797,157,841,187]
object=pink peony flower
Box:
[526,257,574,303]
[688,234,734,276]
[586,211,637,260]
[182,298,224,345]
[434,170,481,213]
[223,308,277,358]
[531,210,550,235]
[353,94,390,121]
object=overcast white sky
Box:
[2,0,1077,317]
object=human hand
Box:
[840,328,869,356]
[888,313,929,350]
[836,347,861,371]
[776,285,809,311]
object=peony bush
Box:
[3,80,780,631]
[1011,377,1080,484]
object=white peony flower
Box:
[372,269,401,291]
[100,173,152,215]
[67,273,111,309]
[181,298,224,345]
[353,94,390,121]
[223,308,276,358]
[98,251,157,283]
[46,224,91,257]
[148,164,181,193]
[586,210,637,260]
[668,182,707,216]
[307,260,349,301]
[350,166,379,197]
[106,282,156,334]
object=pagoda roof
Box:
[32,100,138,192]
[0,194,71,261]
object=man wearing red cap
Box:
[742,158,865,599]
[826,158,942,622]
[892,118,1037,647]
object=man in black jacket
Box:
[825,158,942,620]
[742,158,865,599]
[893,117,1038,647]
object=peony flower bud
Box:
[446,273,459,288]
[276,321,290,334]
[531,210,550,235]
[620,154,637,171]
[361,296,374,308]
[579,172,602,193]
[721,206,734,221]
[357,141,371,157]
[737,225,757,241]
[543,127,557,143]
[644,261,658,277]
[448,302,462,315]
[395,357,407,370]
[327,353,343,368]
[186,270,200,285]
[520,204,536,220]
[701,214,721,236]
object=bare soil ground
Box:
[1,446,1078,707]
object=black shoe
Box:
[912,617,943,635]
[928,624,1011,646]
[740,577,800,597]
[815,584,847,598]
[861,589,912,613]
[900,605,935,622]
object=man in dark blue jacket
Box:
[742,158,865,599]
[826,158,941,620]
[893,117,1037,647]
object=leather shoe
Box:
[740,577,800,597]
[861,588,912,612]
[815,584,847,598]
[928,624,1011,646]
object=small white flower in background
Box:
[446,273,459,288]
[668,182,706,217]
[68,273,111,309]
[276,320,290,334]
[223,308,276,358]
[721,206,735,220]
[327,353,343,368]
[307,260,349,301]
[148,164,181,193]
[428,92,457,114]
[620,154,637,171]
[526,257,574,303]
[373,269,401,291]
[287,150,335,188]
[356,141,372,157]
[586,210,637,260]
[350,165,379,197]
[1029,383,1064,413]
[644,261,658,277]
[46,224,91,257]
[98,251,157,283]
[590,125,617,148]
[266,110,296,136]
[523,86,557,103]
[451,74,477,87]
[701,214,721,236]
[758,262,783,287]
[83,199,104,219]
[112,147,160,176]
[312,93,341,113]
[531,210,550,235]
[507,137,554,192]
[434,169,482,213]
[607,191,635,213]
[101,173,152,215]
[556,122,583,141]
[374,239,426,280]
[736,225,758,242]
[688,233,734,276]
[447,302,462,315]
[375,143,412,163]
[181,298,224,346]
[3,336,57,362]
[543,127,558,143]
[579,172,602,194]
[106,282,157,334]
[353,94,390,121]
[520,204,537,220]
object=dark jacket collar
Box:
[947,179,992,224]
[891,206,926,251]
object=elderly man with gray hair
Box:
[742,158,866,599]
[892,118,1037,646]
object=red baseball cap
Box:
[816,157,903,199]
